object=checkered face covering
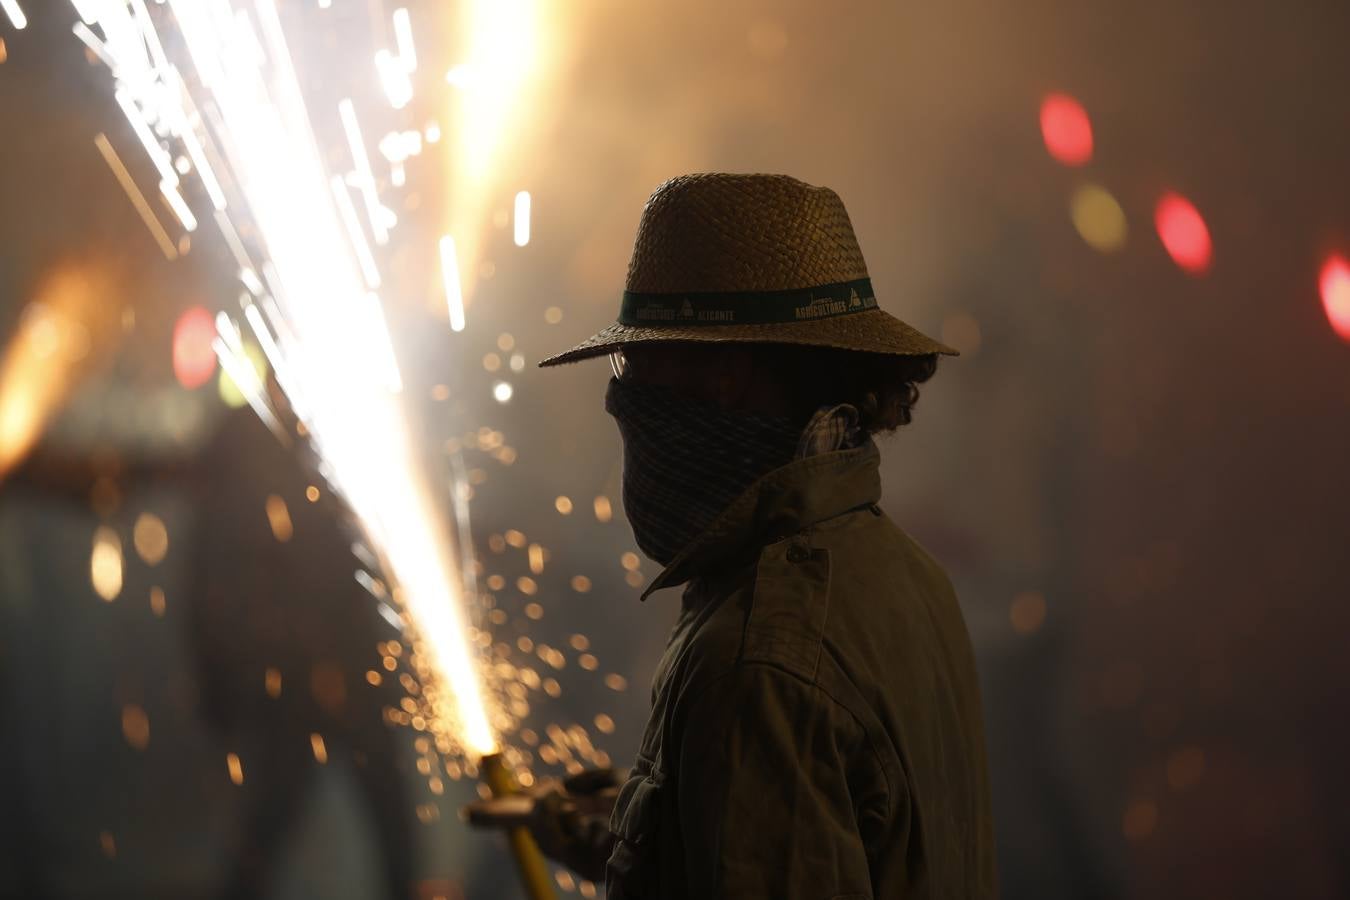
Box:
[604,377,806,566]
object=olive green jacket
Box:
[606,441,996,899]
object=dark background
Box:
[2,1,1348,897]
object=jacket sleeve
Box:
[676,662,876,900]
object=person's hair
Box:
[749,344,940,435]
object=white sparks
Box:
[444,63,477,89]
[1,0,27,30]
[159,178,197,232]
[375,48,413,110]
[392,8,416,70]
[113,88,179,188]
[93,133,177,260]
[239,267,264,296]
[439,236,466,332]
[72,22,117,69]
[337,98,389,244]
[513,190,531,247]
[213,209,254,272]
[69,0,98,27]
[362,292,404,393]
[492,381,513,404]
[331,175,382,289]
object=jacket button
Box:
[786,545,810,563]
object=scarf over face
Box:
[604,376,861,566]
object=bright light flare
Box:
[1320,254,1350,343]
[446,0,546,305]
[1155,192,1213,275]
[1040,92,1093,166]
[0,268,98,480]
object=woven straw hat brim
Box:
[537,307,959,367]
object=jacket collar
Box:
[639,439,883,601]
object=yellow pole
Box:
[479,752,557,900]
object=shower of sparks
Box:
[20,0,631,795]
[64,0,497,757]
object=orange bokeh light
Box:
[1155,192,1213,275]
[1320,254,1350,343]
[1039,92,1094,166]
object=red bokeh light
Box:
[173,306,217,389]
[1039,93,1094,166]
[1320,254,1350,343]
[1154,193,1213,275]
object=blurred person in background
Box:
[471,173,996,899]
[186,389,423,900]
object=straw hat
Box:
[538,173,958,367]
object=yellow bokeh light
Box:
[216,341,268,409]
[133,512,169,565]
[1070,183,1128,253]
[121,704,150,751]
[91,526,123,602]
[265,494,294,542]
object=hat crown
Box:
[625,173,871,294]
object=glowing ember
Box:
[1319,254,1350,342]
[226,752,245,786]
[310,733,329,764]
[1039,92,1093,166]
[1155,192,1213,274]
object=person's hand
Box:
[461,767,623,882]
